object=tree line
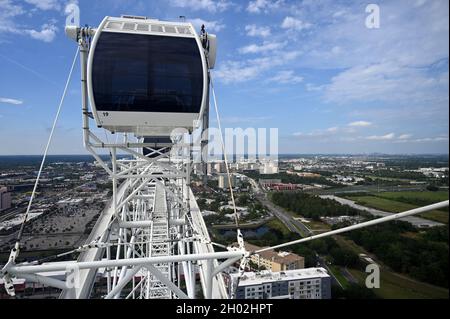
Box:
[271,191,361,220]
[345,221,448,288]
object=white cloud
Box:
[288,1,448,69]
[189,18,225,32]
[393,135,448,143]
[24,0,61,11]
[247,0,283,14]
[292,122,375,142]
[306,83,325,92]
[326,127,339,133]
[245,24,271,37]
[0,1,58,42]
[0,97,23,105]
[366,133,395,141]
[331,46,342,55]
[291,128,448,146]
[0,0,24,34]
[214,51,300,83]
[292,127,347,141]
[281,16,311,31]
[238,41,286,54]
[412,136,448,143]
[25,23,57,42]
[325,62,449,104]
[0,0,24,17]
[170,0,233,13]
[348,121,372,127]
[268,70,303,84]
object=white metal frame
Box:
[0,25,236,299]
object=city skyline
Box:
[0,0,449,155]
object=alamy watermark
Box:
[65,2,80,27]
[365,263,380,289]
[170,126,279,165]
[365,4,380,29]
[65,264,81,290]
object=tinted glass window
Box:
[92,32,204,113]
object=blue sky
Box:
[0,0,448,155]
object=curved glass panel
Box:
[92,32,204,113]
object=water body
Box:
[219,226,269,239]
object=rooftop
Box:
[231,268,330,287]
[243,242,304,265]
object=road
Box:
[247,176,312,236]
[257,194,302,234]
[316,254,343,289]
[0,206,26,223]
[321,195,444,228]
[341,266,358,284]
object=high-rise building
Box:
[207,162,214,175]
[229,268,331,299]
[0,186,12,212]
[260,161,279,174]
[214,162,226,173]
[218,174,236,189]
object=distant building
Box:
[230,268,331,299]
[260,161,279,174]
[271,183,299,191]
[57,198,84,207]
[214,162,226,173]
[0,186,12,212]
[236,162,249,170]
[207,162,214,175]
[192,163,203,175]
[218,174,236,189]
[259,179,299,191]
[259,179,282,187]
[243,243,305,271]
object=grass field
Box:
[346,193,449,224]
[376,191,449,203]
[349,268,449,299]
[334,236,366,255]
[329,265,350,289]
[306,220,331,232]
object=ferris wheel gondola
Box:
[71,16,216,137]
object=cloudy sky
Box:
[0,0,448,155]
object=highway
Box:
[257,194,312,236]
[247,176,312,237]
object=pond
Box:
[218,226,269,239]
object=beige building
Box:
[244,243,305,271]
[218,174,236,189]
